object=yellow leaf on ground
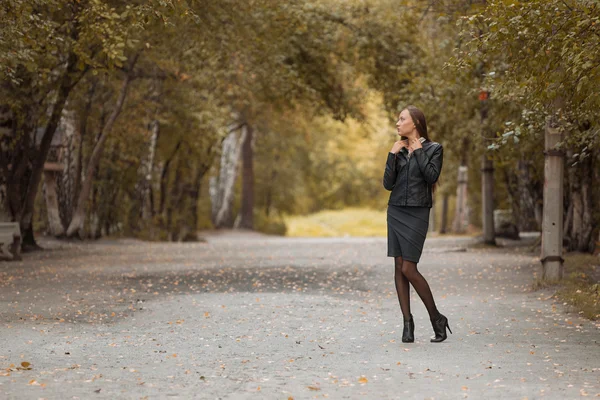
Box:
[358,376,368,384]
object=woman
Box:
[382,105,451,343]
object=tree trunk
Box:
[61,82,95,227]
[264,153,280,217]
[517,159,541,231]
[209,122,246,229]
[20,50,80,244]
[452,165,469,233]
[66,55,138,237]
[166,159,185,241]
[480,96,496,245]
[0,106,12,222]
[439,192,449,234]
[565,150,595,252]
[501,164,521,236]
[540,116,564,280]
[43,171,65,236]
[159,141,182,216]
[140,119,159,220]
[235,124,254,229]
[0,184,9,222]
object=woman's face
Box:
[396,109,416,138]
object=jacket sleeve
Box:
[413,144,443,184]
[382,152,398,191]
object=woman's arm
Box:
[413,144,443,184]
[382,152,398,190]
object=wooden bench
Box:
[0,222,21,261]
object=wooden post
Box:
[541,117,564,280]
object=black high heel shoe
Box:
[402,314,415,343]
[430,313,452,343]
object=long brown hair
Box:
[406,105,429,141]
[402,105,440,193]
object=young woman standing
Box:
[383,105,452,343]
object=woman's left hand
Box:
[408,137,423,151]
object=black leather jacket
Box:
[382,140,443,208]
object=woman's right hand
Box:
[390,140,408,154]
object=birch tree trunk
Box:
[58,83,95,229]
[140,119,159,220]
[209,123,246,229]
[43,108,78,236]
[57,108,80,230]
[235,124,254,229]
[66,55,138,237]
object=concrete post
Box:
[541,117,564,280]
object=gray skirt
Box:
[387,205,430,263]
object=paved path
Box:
[0,234,598,399]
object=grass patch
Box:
[284,208,387,237]
[532,253,600,320]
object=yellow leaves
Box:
[307,386,321,391]
[358,376,368,384]
[204,312,210,318]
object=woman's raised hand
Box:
[390,140,408,154]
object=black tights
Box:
[394,256,439,321]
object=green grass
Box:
[284,208,387,237]
[532,253,600,320]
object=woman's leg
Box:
[394,256,411,319]
[401,260,439,320]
